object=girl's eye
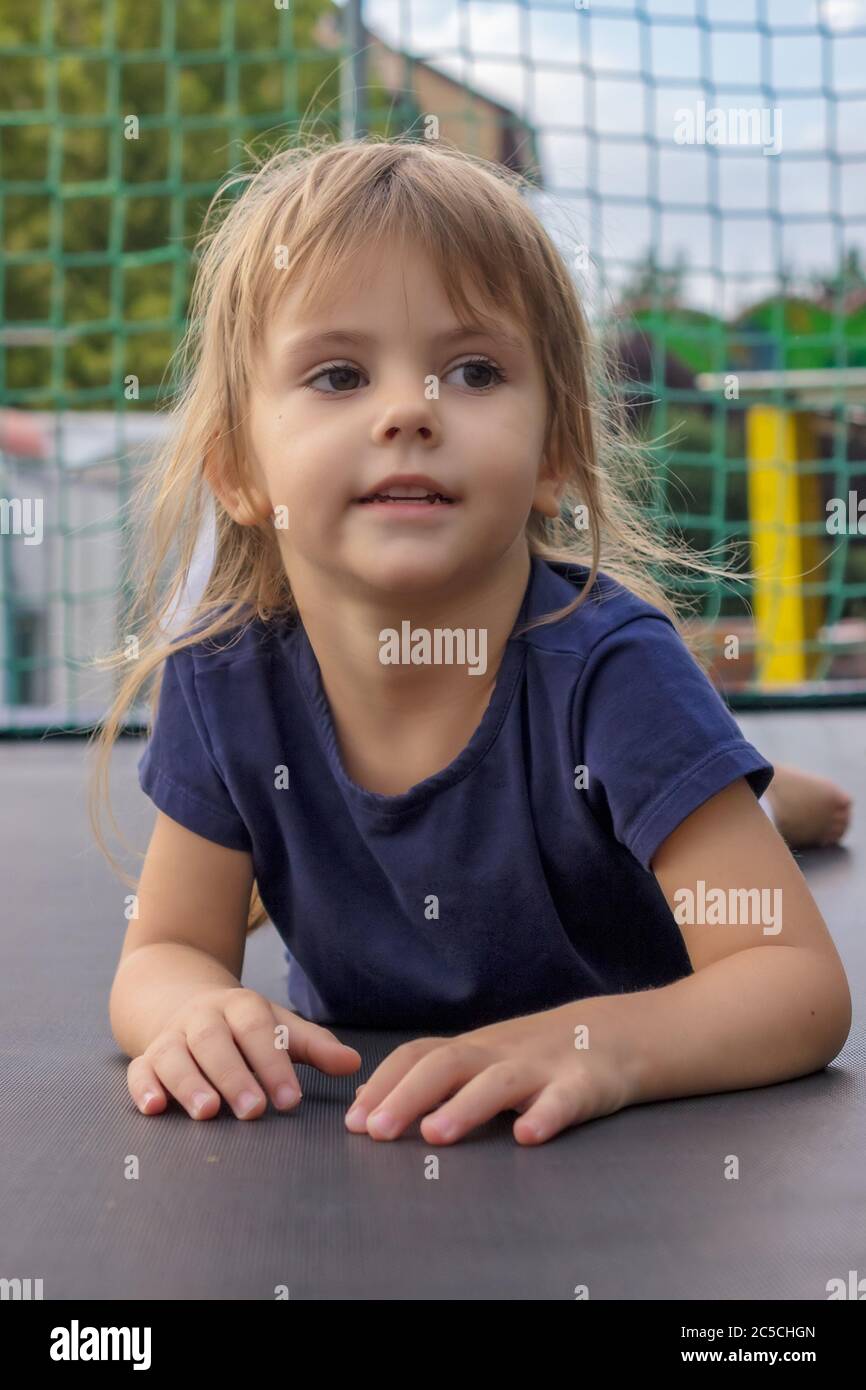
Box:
[445,357,507,391]
[302,356,507,395]
[303,362,364,394]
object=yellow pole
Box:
[746,406,823,685]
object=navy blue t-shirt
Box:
[137,557,774,1031]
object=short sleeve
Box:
[579,615,774,871]
[137,645,253,852]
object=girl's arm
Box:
[342,777,852,1146]
[109,809,255,1058]
[111,810,362,1117]
[600,775,852,1103]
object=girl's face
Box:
[242,236,559,603]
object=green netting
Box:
[1,0,864,730]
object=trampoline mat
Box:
[2,710,865,1300]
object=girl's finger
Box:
[126,1056,170,1116]
[270,1004,363,1075]
[419,1061,541,1145]
[185,1011,280,1119]
[218,994,304,1111]
[146,1033,225,1120]
[346,1039,478,1139]
[350,1036,447,1114]
[512,1080,581,1145]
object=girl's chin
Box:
[345,552,467,586]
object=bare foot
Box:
[766,764,853,850]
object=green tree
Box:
[0,0,409,407]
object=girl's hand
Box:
[127,986,362,1120]
[344,1003,638,1146]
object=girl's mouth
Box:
[356,493,457,506]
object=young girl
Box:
[93,136,852,1147]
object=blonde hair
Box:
[88,132,751,935]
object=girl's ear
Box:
[203,431,272,528]
[532,456,564,519]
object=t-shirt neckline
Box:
[292,562,538,816]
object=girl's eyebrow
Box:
[281,324,526,358]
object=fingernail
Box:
[191,1090,212,1116]
[345,1104,367,1129]
[367,1110,397,1138]
[432,1117,457,1141]
[141,1090,158,1110]
[236,1090,261,1117]
[276,1085,300,1109]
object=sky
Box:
[350,0,866,317]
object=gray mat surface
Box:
[2,711,864,1299]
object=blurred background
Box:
[1,0,865,734]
